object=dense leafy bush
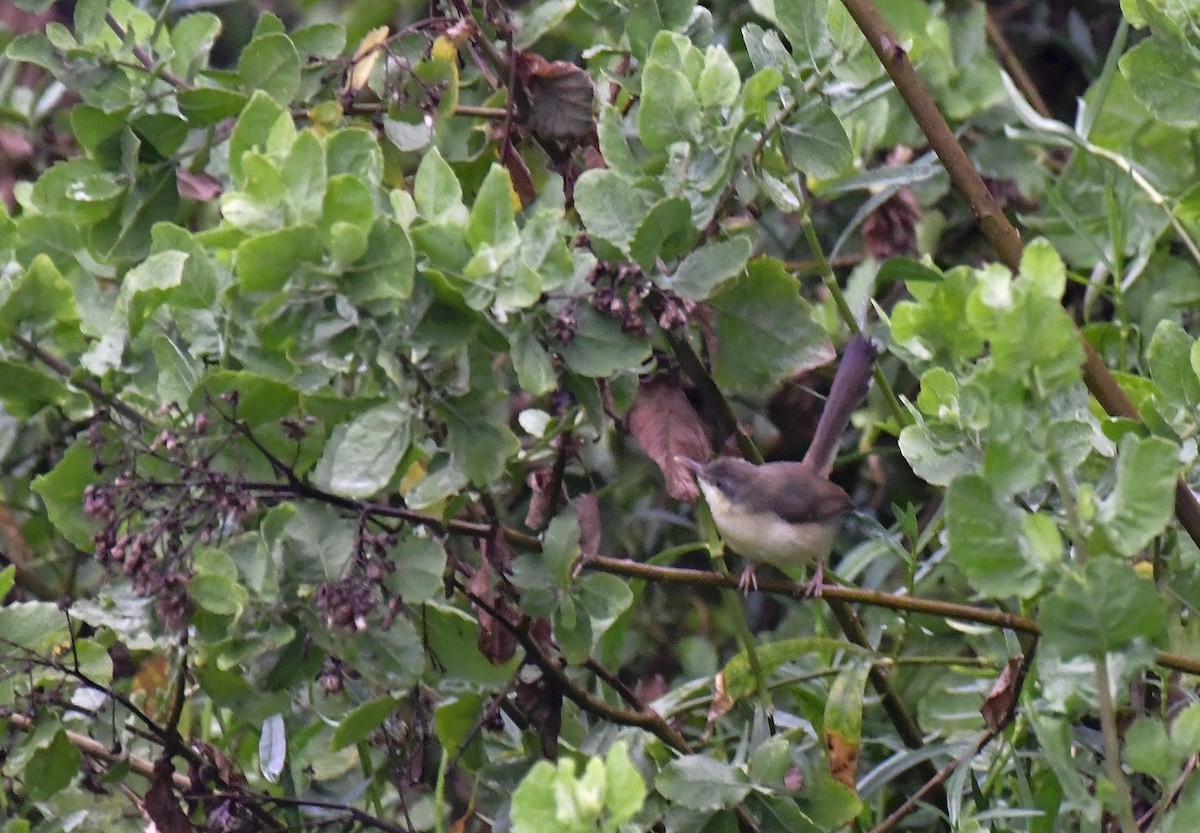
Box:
[4,0,1200,831]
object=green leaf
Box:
[708,257,834,393]
[638,63,701,151]
[283,130,328,223]
[1149,320,1200,431]
[657,755,751,811]
[625,0,694,59]
[823,658,871,748]
[444,391,520,485]
[511,326,557,395]
[630,197,695,270]
[238,32,301,105]
[1125,718,1176,783]
[780,97,853,180]
[1095,435,1178,557]
[414,147,467,225]
[229,91,292,185]
[24,730,80,802]
[573,169,653,254]
[0,565,15,602]
[1119,39,1200,129]
[324,403,412,498]
[946,475,1048,598]
[515,0,576,49]
[467,165,519,249]
[30,159,123,223]
[663,236,752,300]
[0,601,67,653]
[697,45,741,109]
[597,104,642,180]
[331,696,399,751]
[292,22,347,58]
[603,743,647,829]
[0,361,70,419]
[393,535,446,603]
[259,713,286,782]
[235,225,323,291]
[749,0,830,66]
[178,87,249,126]
[346,218,414,301]
[32,440,96,551]
[195,369,300,426]
[284,503,356,581]
[558,305,651,377]
[1039,559,1166,658]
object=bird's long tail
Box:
[803,335,876,477]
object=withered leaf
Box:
[576,491,601,559]
[469,564,517,666]
[824,731,859,792]
[627,375,710,501]
[176,169,223,202]
[981,657,1023,731]
[514,52,595,141]
[144,757,194,833]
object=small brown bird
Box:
[679,457,851,592]
[681,336,875,593]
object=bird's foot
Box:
[804,561,825,598]
[737,564,759,594]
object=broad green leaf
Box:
[324,403,412,498]
[573,168,653,253]
[708,258,835,393]
[238,32,301,105]
[32,440,96,551]
[0,361,70,419]
[511,326,557,395]
[169,11,222,78]
[191,572,250,617]
[393,535,446,603]
[781,97,853,180]
[283,130,328,223]
[630,196,695,270]
[697,46,740,109]
[749,0,830,67]
[625,0,693,59]
[824,658,871,750]
[326,128,383,190]
[346,218,414,301]
[946,475,1047,598]
[30,159,123,223]
[1150,320,1200,430]
[178,87,248,126]
[444,391,520,485]
[1095,435,1178,557]
[1125,718,1176,783]
[0,565,14,602]
[24,730,80,802]
[558,305,651,377]
[331,696,399,751]
[0,601,67,653]
[1039,559,1166,658]
[122,250,188,336]
[468,164,519,249]
[195,369,300,425]
[514,0,576,49]
[663,236,752,300]
[1119,39,1200,129]
[638,63,701,151]
[597,104,642,180]
[657,755,751,811]
[284,503,356,581]
[292,22,347,58]
[414,147,467,225]
[235,225,323,291]
[229,91,293,185]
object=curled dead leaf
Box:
[627,375,710,501]
[514,52,595,141]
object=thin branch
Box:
[586,555,1200,676]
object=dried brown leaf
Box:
[514,53,595,141]
[627,376,710,501]
[981,657,1023,731]
[144,758,194,833]
[576,491,601,558]
[176,170,223,202]
[824,731,859,792]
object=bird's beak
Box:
[675,456,706,477]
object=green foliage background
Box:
[4,0,1200,831]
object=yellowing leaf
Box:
[346,26,389,94]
